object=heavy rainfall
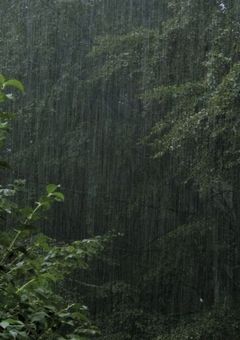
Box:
[0,0,240,339]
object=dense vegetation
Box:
[1,0,240,338]
[0,77,105,338]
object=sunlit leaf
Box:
[52,191,64,201]
[46,184,59,194]
[3,79,25,93]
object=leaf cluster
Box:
[0,77,103,339]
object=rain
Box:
[0,0,240,338]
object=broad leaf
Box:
[46,184,59,194]
[3,79,25,93]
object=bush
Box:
[0,76,102,339]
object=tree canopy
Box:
[1,0,240,338]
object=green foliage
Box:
[0,76,23,152]
[0,204,102,339]
[79,2,240,338]
[2,1,240,339]
[146,61,240,192]
[0,78,103,339]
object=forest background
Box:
[1,0,240,339]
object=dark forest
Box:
[1,0,240,339]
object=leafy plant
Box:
[0,77,103,339]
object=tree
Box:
[1,0,240,338]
